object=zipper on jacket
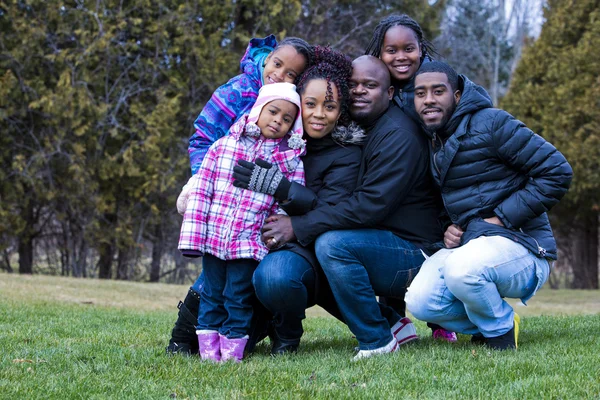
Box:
[432,131,442,176]
[520,228,547,257]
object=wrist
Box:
[274,177,291,200]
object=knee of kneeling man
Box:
[314,231,342,259]
[405,290,428,321]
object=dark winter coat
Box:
[291,104,444,254]
[278,124,364,269]
[393,58,433,124]
[426,75,573,260]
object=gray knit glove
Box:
[233,159,290,197]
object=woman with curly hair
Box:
[233,46,365,355]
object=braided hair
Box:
[364,14,436,63]
[296,46,353,125]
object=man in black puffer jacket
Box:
[405,61,573,350]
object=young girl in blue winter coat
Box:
[187,36,311,175]
[179,82,306,362]
[166,35,312,355]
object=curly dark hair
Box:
[364,14,436,63]
[296,45,353,125]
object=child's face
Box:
[380,25,422,85]
[263,45,307,85]
[256,99,298,139]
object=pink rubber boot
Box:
[196,330,221,362]
[219,334,248,363]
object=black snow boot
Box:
[166,288,200,355]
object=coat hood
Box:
[229,82,304,150]
[240,35,277,87]
[438,75,493,139]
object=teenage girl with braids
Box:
[365,14,436,122]
[166,35,312,356]
[232,46,365,355]
[365,14,458,343]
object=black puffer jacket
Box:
[427,76,573,259]
[292,104,444,253]
[277,124,364,271]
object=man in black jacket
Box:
[405,61,572,350]
[262,56,444,360]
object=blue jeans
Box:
[191,268,272,352]
[197,254,258,338]
[315,229,425,350]
[253,250,315,341]
[191,272,204,294]
[405,236,550,337]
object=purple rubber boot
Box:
[219,334,249,363]
[196,330,221,362]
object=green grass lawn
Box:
[1,274,599,399]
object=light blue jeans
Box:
[405,236,550,338]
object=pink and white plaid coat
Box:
[178,115,305,262]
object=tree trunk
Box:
[61,222,71,276]
[175,252,189,285]
[116,247,130,280]
[149,224,163,283]
[18,200,36,274]
[18,235,34,274]
[2,249,14,273]
[570,215,599,289]
[78,239,89,278]
[97,241,115,279]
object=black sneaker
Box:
[485,313,520,350]
[270,337,300,356]
[471,333,486,345]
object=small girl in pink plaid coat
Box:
[178,82,305,362]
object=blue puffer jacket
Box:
[427,76,573,260]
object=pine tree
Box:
[0,0,300,279]
[502,0,600,288]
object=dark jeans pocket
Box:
[389,266,420,298]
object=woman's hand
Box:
[261,215,296,249]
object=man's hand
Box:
[483,216,504,227]
[261,215,296,249]
[176,175,200,215]
[444,224,464,249]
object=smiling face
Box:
[256,99,298,139]
[348,56,394,124]
[263,45,307,85]
[300,79,341,139]
[380,25,422,85]
[414,72,462,132]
